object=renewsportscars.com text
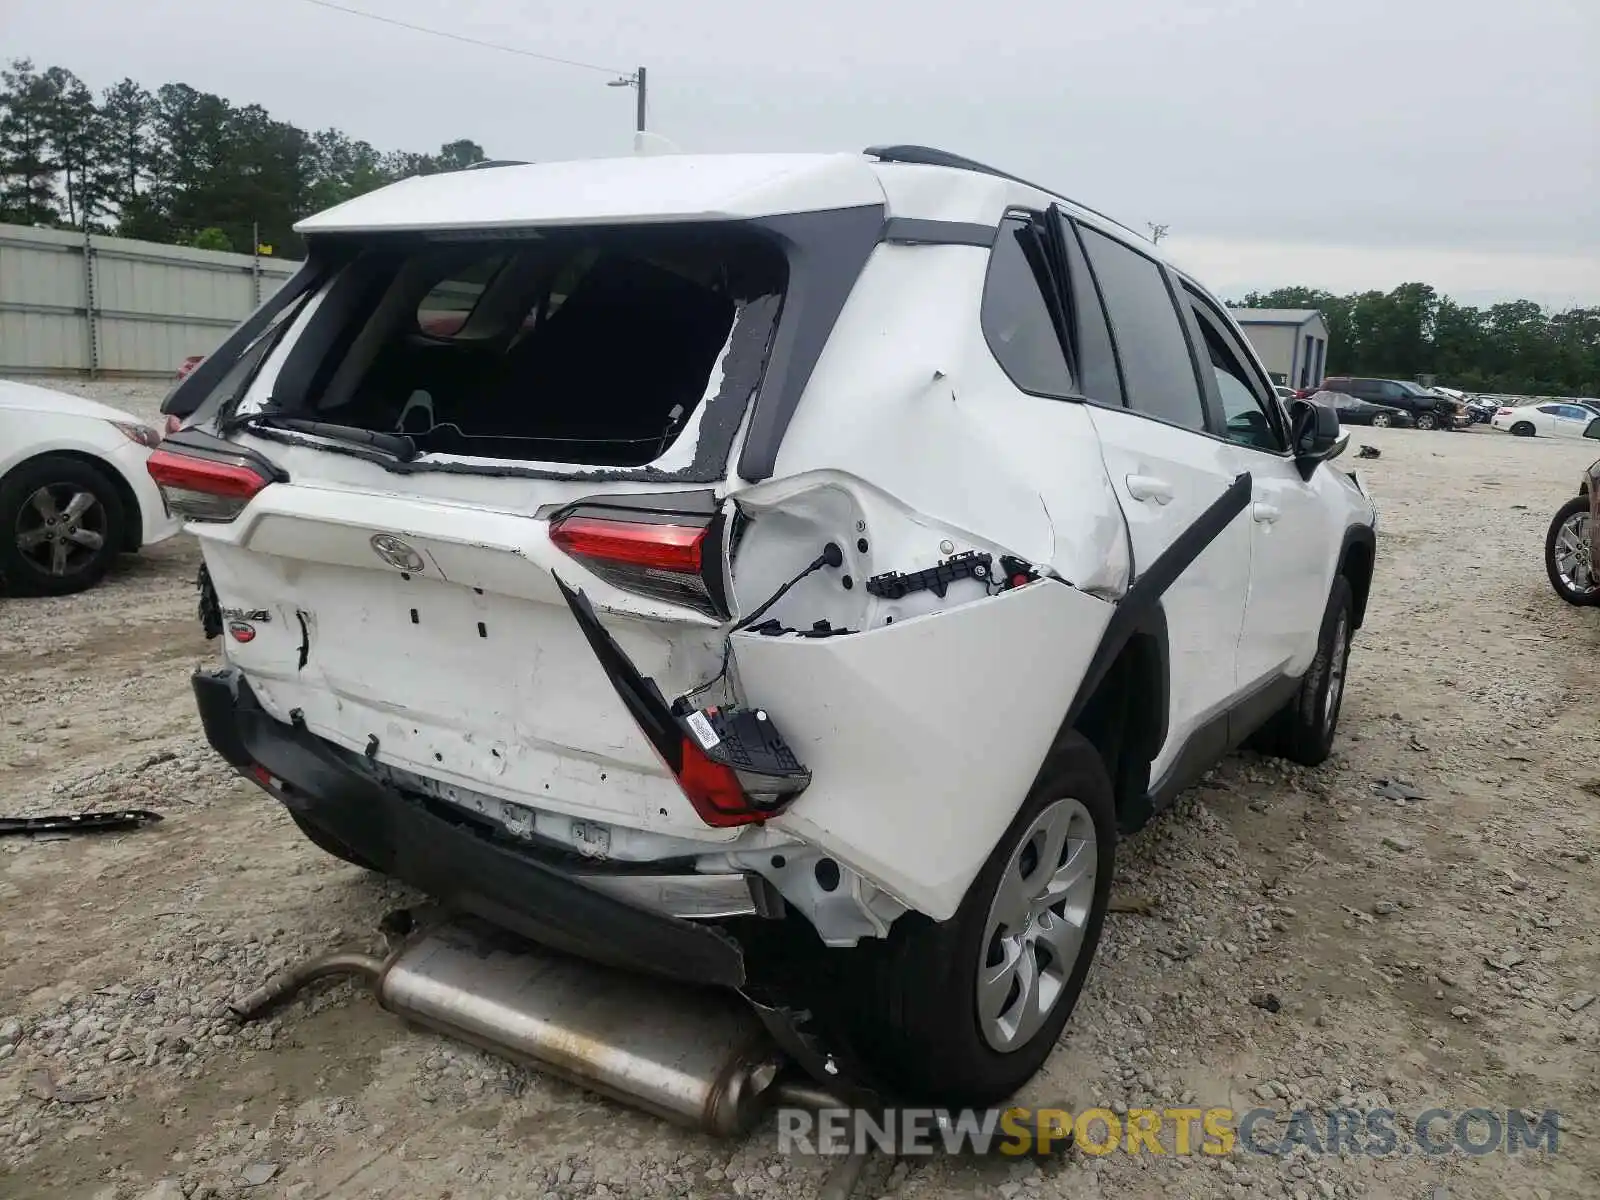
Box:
[776,1106,1561,1158]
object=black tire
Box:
[289,811,379,871]
[1415,412,1437,431]
[1511,421,1536,437]
[835,732,1116,1106]
[1545,496,1600,607]
[0,455,126,597]
[1370,412,1393,428]
[1255,576,1354,767]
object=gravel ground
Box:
[2,382,1597,1200]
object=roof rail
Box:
[862,145,1144,242]
[464,159,530,170]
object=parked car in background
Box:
[0,380,181,595]
[1306,389,1413,428]
[150,147,1379,1106]
[1491,402,1600,439]
[1544,418,1600,604]
[1463,397,1499,424]
[1318,377,1457,429]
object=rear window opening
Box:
[282,226,788,468]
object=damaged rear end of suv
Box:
[158,150,1376,1108]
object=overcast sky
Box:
[8,0,1597,307]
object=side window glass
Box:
[1076,227,1205,430]
[1537,405,1562,416]
[1058,215,1123,406]
[1187,295,1284,453]
[980,215,1074,397]
[416,253,510,337]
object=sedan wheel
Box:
[0,455,125,596]
[1416,412,1437,430]
[1512,422,1536,437]
[16,485,109,579]
[1370,412,1393,428]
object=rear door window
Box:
[1076,226,1205,431]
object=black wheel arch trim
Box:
[1336,522,1377,628]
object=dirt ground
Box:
[2,383,1597,1200]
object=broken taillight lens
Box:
[146,447,274,522]
[549,504,725,618]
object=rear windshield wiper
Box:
[232,412,419,461]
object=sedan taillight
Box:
[146,447,274,522]
[1496,408,1514,416]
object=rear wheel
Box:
[837,732,1116,1106]
[1545,496,1599,606]
[0,455,125,597]
[1370,412,1393,428]
[1512,421,1536,437]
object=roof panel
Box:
[295,153,888,234]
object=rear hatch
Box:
[153,221,809,843]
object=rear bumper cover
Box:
[193,666,746,989]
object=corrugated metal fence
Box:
[0,223,301,379]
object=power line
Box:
[296,0,627,77]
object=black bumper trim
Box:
[193,667,746,989]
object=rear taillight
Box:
[549,500,726,618]
[146,446,273,522]
[1496,408,1514,416]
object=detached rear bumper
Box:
[192,666,746,989]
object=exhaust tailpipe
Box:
[233,918,788,1138]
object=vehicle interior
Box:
[304,229,787,466]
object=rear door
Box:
[1069,221,1251,787]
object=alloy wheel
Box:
[977,797,1098,1053]
[14,484,107,579]
[1553,511,1595,596]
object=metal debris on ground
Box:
[1357,445,1380,458]
[0,810,164,838]
[1371,778,1427,802]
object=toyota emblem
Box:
[370,534,424,572]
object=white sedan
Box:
[1491,401,1600,439]
[0,380,182,595]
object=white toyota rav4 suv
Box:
[154,146,1378,1106]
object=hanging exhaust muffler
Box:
[231,917,792,1138]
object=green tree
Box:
[0,59,61,224]
[190,226,231,251]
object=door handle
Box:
[1252,502,1281,524]
[1125,474,1174,505]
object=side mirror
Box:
[1289,399,1346,479]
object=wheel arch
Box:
[0,448,142,551]
[1337,525,1376,629]
[1064,604,1170,834]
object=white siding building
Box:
[1228,309,1330,390]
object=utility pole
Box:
[608,67,647,133]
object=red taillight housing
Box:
[1496,408,1514,416]
[549,497,727,618]
[146,446,274,522]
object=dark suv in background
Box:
[1318,378,1457,430]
